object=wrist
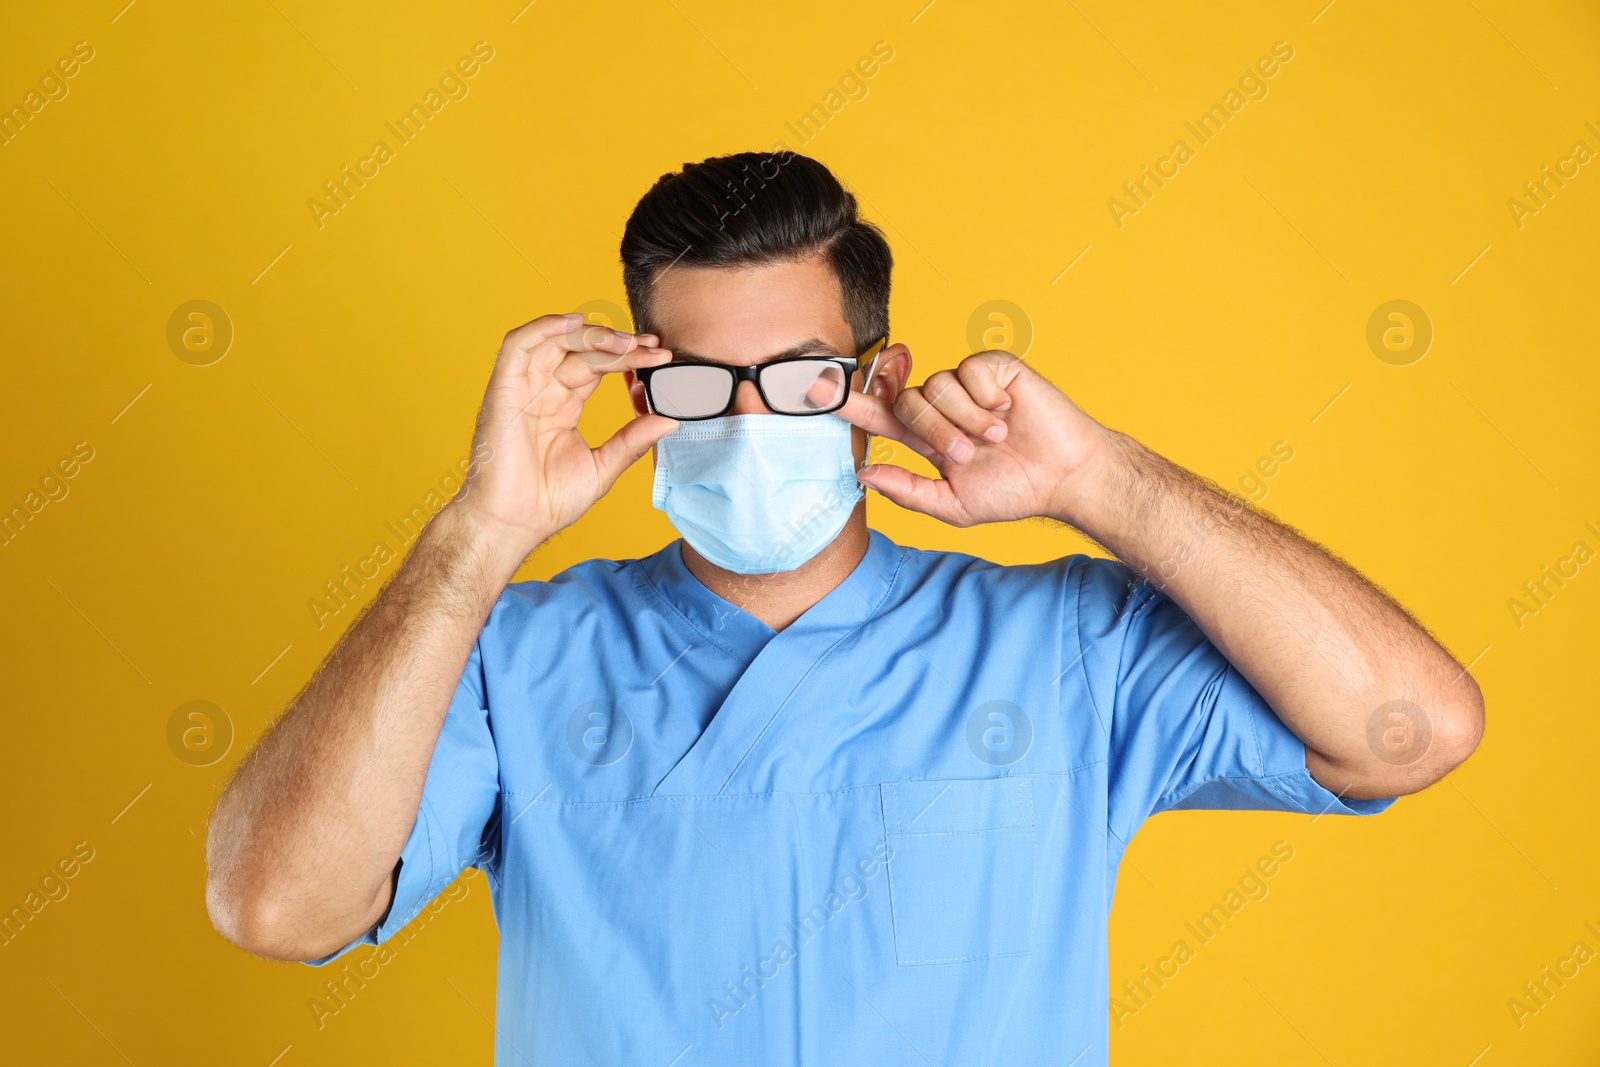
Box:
[1045,426,1134,534]
[429,501,544,591]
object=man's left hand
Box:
[839,350,1109,527]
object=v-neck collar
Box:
[642,529,907,797]
[637,530,905,667]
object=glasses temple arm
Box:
[862,351,883,392]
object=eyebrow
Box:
[667,338,842,365]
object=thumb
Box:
[592,413,679,492]
[857,464,968,526]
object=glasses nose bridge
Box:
[729,364,772,414]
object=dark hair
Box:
[620,152,892,352]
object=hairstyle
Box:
[620,151,892,352]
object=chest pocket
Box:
[880,776,1036,965]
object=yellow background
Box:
[2,0,1597,1062]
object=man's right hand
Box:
[450,313,679,581]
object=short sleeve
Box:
[1070,557,1397,846]
[302,638,502,967]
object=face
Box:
[625,254,911,467]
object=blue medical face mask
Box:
[651,413,864,575]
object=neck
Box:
[681,506,869,631]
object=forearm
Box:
[205,502,520,959]
[1057,430,1484,797]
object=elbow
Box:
[1318,676,1486,800]
[204,831,348,963]
[206,877,356,963]
[203,789,362,963]
[204,879,264,956]
[205,874,273,957]
[1379,674,1486,796]
[205,870,308,962]
[1430,672,1486,776]
[204,809,279,958]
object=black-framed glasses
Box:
[637,336,887,421]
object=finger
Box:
[896,386,976,464]
[856,463,969,525]
[494,316,661,383]
[543,321,657,372]
[510,321,657,391]
[552,343,672,391]
[922,369,1008,443]
[495,312,585,380]
[835,390,939,460]
[956,354,1015,413]
[591,413,681,493]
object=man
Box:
[206,152,1483,1064]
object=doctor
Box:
[206,152,1484,1064]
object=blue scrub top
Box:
[307,529,1394,1064]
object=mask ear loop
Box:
[857,345,884,475]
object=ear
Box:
[623,369,650,417]
[864,343,912,404]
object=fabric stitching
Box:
[625,552,758,665]
[1026,791,1039,951]
[1152,768,1332,812]
[1241,670,1267,775]
[713,543,910,792]
[498,762,1110,809]
[878,784,908,965]
[886,826,1033,839]
[391,793,443,935]
[1072,561,1112,743]
[1162,663,1233,808]
[661,417,856,442]
[896,949,1035,966]
[882,776,1039,967]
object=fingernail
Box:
[948,438,975,463]
[983,424,1006,442]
